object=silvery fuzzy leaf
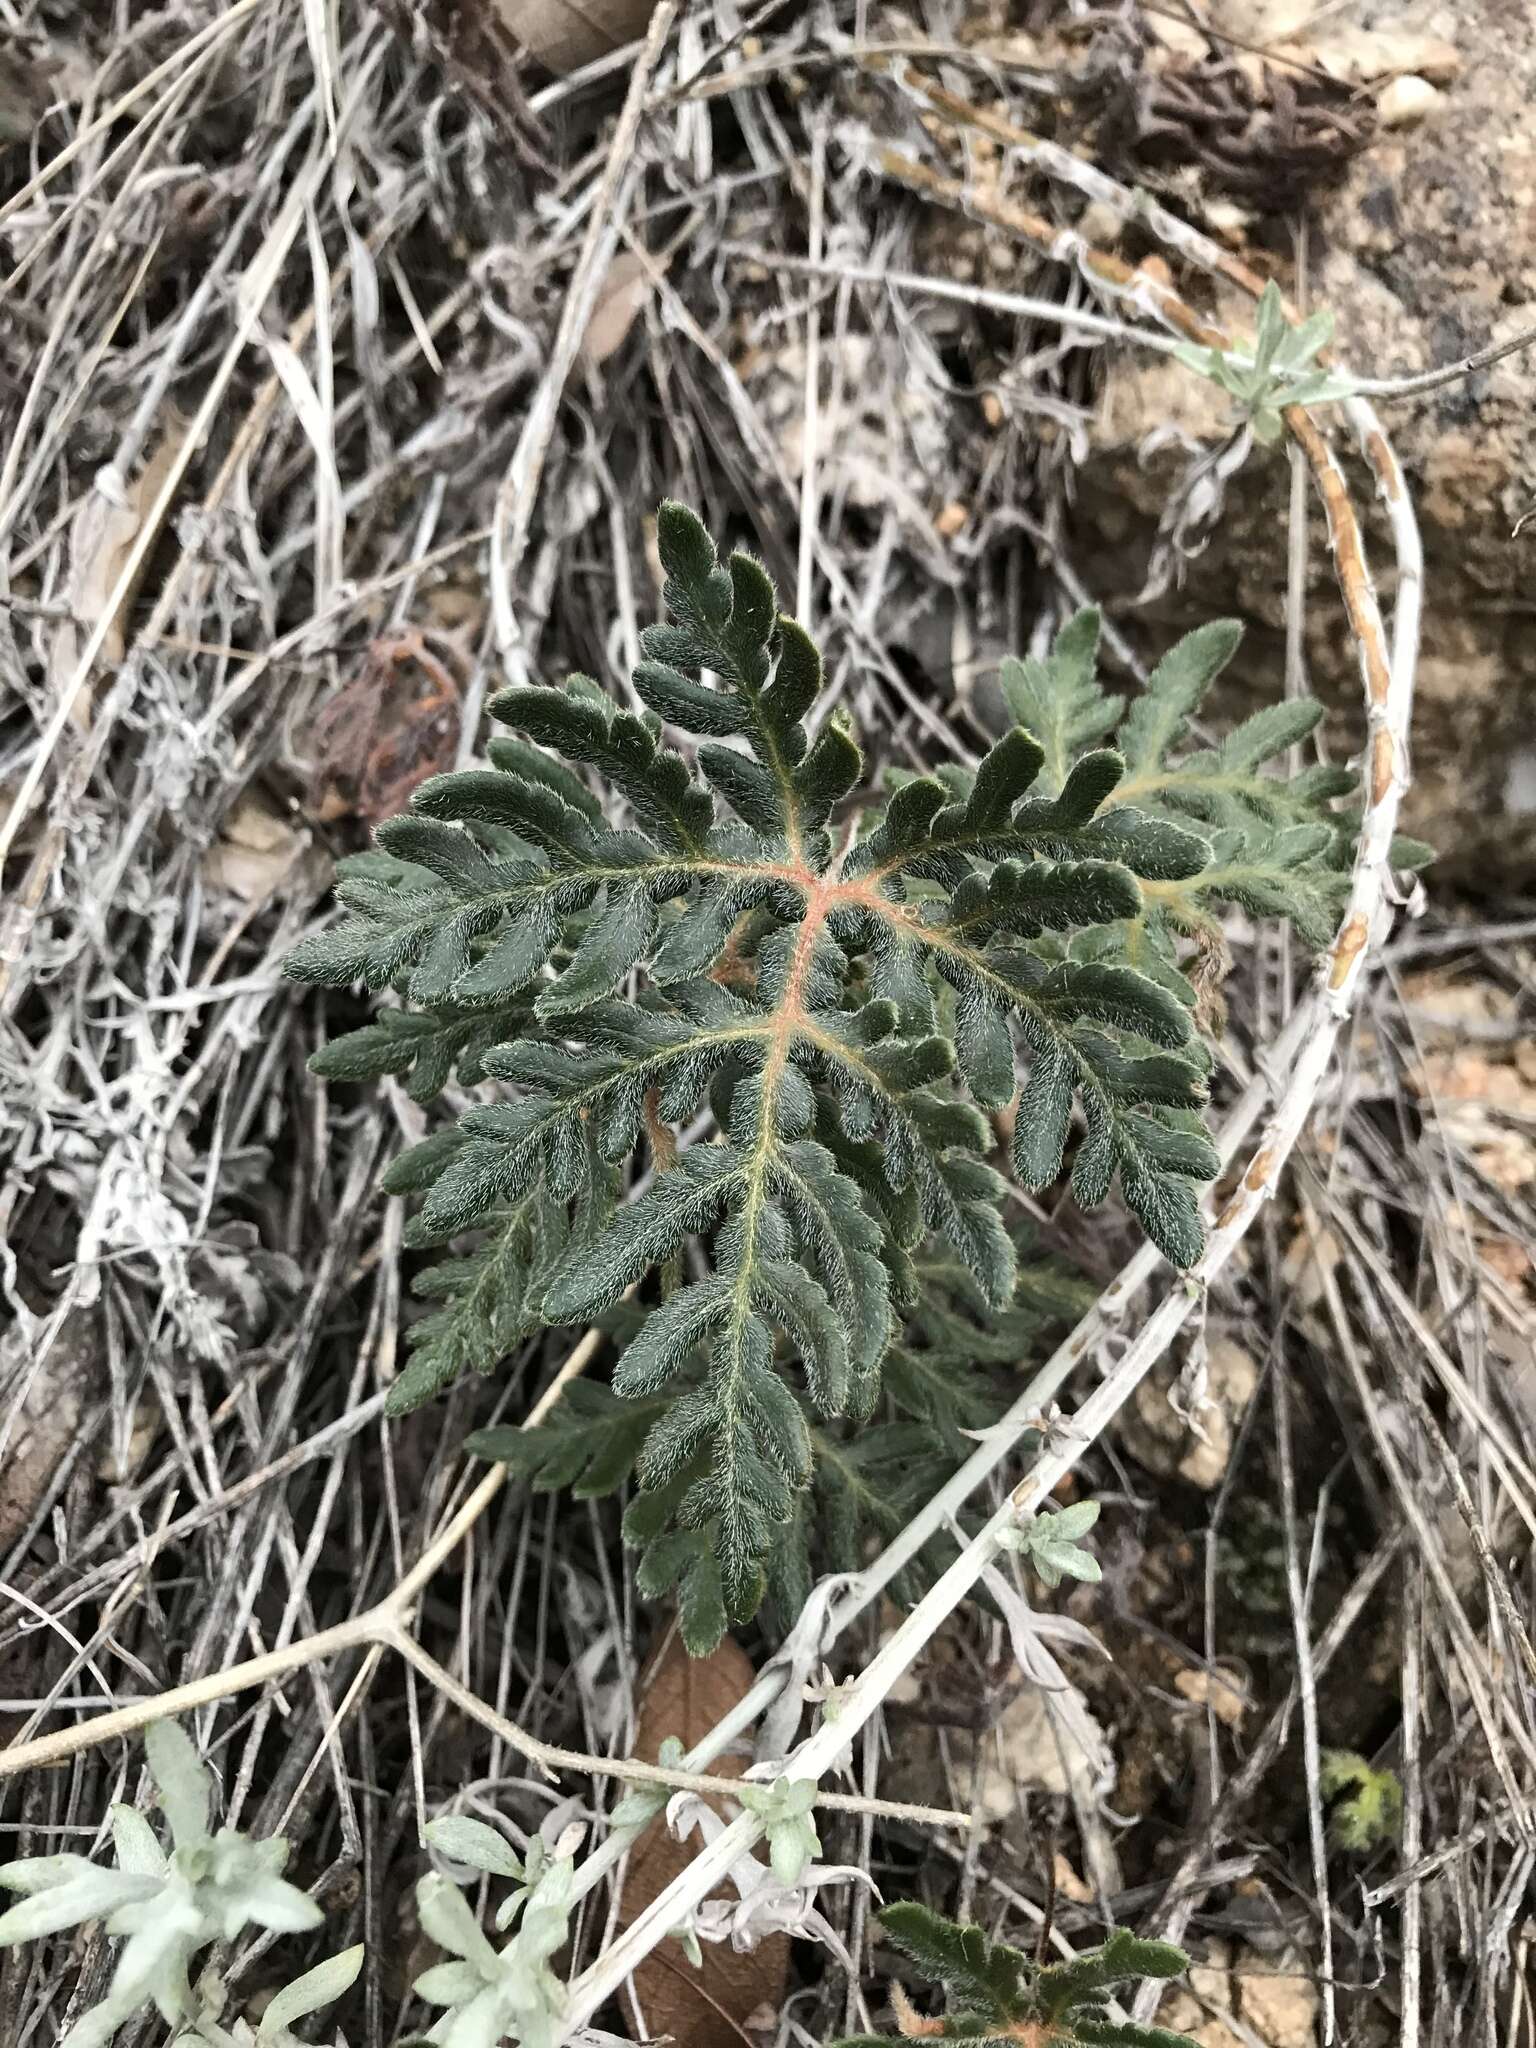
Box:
[0,1865,158,1943]
[767,1816,819,1888]
[664,1789,720,1844]
[610,1736,685,1830]
[493,1890,530,1935]
[57,1910,198,2047]
[220,1867,322,1937]
[426,1817,526,1881]
[738,1777,821,1888]
[0,1853,103,1897]
[60,1991,158,2048]
[753,1571,858,1763]
[541,1814,586,1862]
[1035,1543,1101,1589]
[112,1898,205,2016]
[1171,340,1220,381]
[1274,306,1334,368]
[104,1885,199,1938]
[1251,282,1288,375]
[1042,1499,1100,1542]
[664,1794,768,1903]
[254,1942,364,2038]
[1275,371,1356,410]
[796,1858,880,1898]
[427,1982,513,2048]
[110,1805,168,1877]
[144,1720,213,1849]
[515,1875,577,1968]
[415,1959,488,2006]
[417,1874,501,1973]
[707,1874,864,1969]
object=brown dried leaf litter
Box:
[618,1633,788,2048]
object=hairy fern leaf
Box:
[290,506,1365,1645]
[832,1901,1196,2048]
[1002,608,1364,958]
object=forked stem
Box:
[0,1322,605,1782]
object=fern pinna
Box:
[289,503,1356,1648]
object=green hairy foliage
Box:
[997,1499,1103,1588]
[290,503,1367,1650]
[1318,1750,1403,1851]
[0,1721,331,2048]
[832,1901,1196,2048]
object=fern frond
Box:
[291,507,1371,1645]
[829,1904,1196,2048]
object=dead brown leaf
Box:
[48,425,185,730]
[309,629,464,827]
[618,1630,788,2048]
[0,1317,90,1552]
[1174,1665,1252,1730]
[202,794,304,903]
[581,248,664,368]
[491,0,657,74]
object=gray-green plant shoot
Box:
[412,1818,580,2048]
[1173,282,1355,445]
[0,1721,323,2048]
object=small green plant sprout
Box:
[1172,282,1355,445]
[175,1946,364,2046]
[832,1902,1197,2048]
[736,1777,821,1886]
[1318,1750,1403,1852]
[0,1720,323,2048]
[290,503,1387,1652]
[607,1734,687,1829]
[997,1500,1103,1589]
[411,1817,582,2048]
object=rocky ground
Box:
[1075,0,1536,884]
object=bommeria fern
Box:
[833,1900,1197,2048]
[289,502,1379,1649]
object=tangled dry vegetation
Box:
[0,4,1533,2047]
